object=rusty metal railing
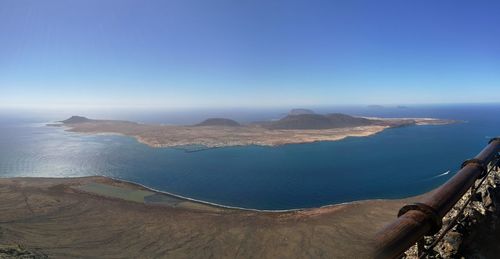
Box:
[374,137,500,259]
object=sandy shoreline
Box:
[0,175,421,258]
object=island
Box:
[51,111,455,148]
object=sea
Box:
[0,104,499,210]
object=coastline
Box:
[130,125,390,148]
[0,175,420,258]
[25,121,453,212]
[50,122,391,149]
[5,174,406,213]
[58,122,443,149]
[62,126,388,149]
[1,116,455,257]
[50,115,457,149]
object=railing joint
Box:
[461,158,487,178]
[398,202,442,235]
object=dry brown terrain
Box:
[0,177,418,258]
[57,117,453,148]
[71,123,389,148]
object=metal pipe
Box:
[374,138,500,259]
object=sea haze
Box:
[0,104,499,210]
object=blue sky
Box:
[1,0,499,109]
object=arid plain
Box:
[0,176,419,258]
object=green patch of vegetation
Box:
[77,183,154,203]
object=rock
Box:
[482,188,495,212]
[0,244,48,258]
[437,231,462,258]
[470,201,487,216]
[410,167,500,258]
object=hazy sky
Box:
[1,0,499,109]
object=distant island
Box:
[52,110,456,148]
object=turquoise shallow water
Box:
[0,105,499,210]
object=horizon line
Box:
[1,101,500,111]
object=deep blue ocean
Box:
[0,104,499,210]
